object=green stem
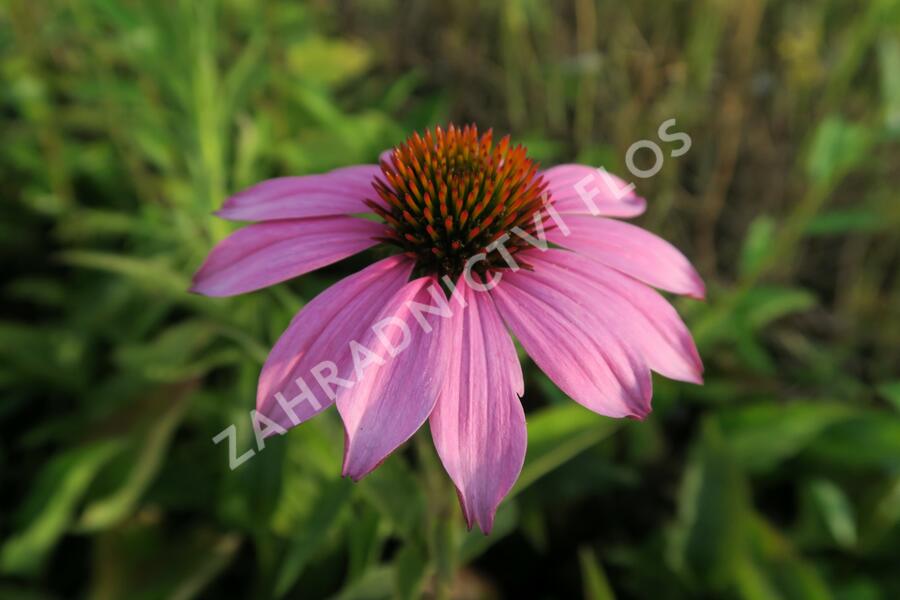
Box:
[414,433,457,599]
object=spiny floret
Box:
[366,124,549,278]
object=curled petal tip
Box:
[689,277,707,300]
[342,469,364,483]
[187,278,207,296]
[462,507,495,535]
[214,206,247,221]
[188,273,223,297]
[682,269,707,300]
[340,458,359,482]
[630,406,652,422]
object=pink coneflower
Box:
[192,124,703,533]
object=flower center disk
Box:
[368,124,548,279]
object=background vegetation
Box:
[2,0,900,598]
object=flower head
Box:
[369,125,547,278]
[192,124,704,533]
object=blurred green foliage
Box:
[2,0,900,598]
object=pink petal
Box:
[429,282,526,534]
[547,215,705,298]
[338,277,452,480]
[256,256,414,430]
[532,250,703,384]
[215,165,383,221]
[492,270,653,419]
[190,216,384,297]
[542,164,646,217]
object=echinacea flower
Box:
[192,124,704,533]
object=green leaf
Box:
[732,558,784,600]
[274,477,354,597]
[514,403,621,494]
[805,117,872,190]
[60,251,191,297]
[286,36,372,87]
[740,216,776,278]
[330,566,394,600]
[740,286,818,331]
[806,208,886,236]
[716,402,855,472]
[393,541,429,600]
[741,517,832,600]
[114,320,240,381]
[346,506,382,584]
[357,456,426,539]
[55,209,142,241]
[808,479,857,549]
[78,386,193,531]
[669,420,748,589]
[807,413,900,469]
[878,36,900,135]
[859,476,900,552]
[1,440,125,575]
[579,547,617,600]
[458,501,519,562]
[87,525,240,600]
[877,381,900,412]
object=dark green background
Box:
[2,1,899,598]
